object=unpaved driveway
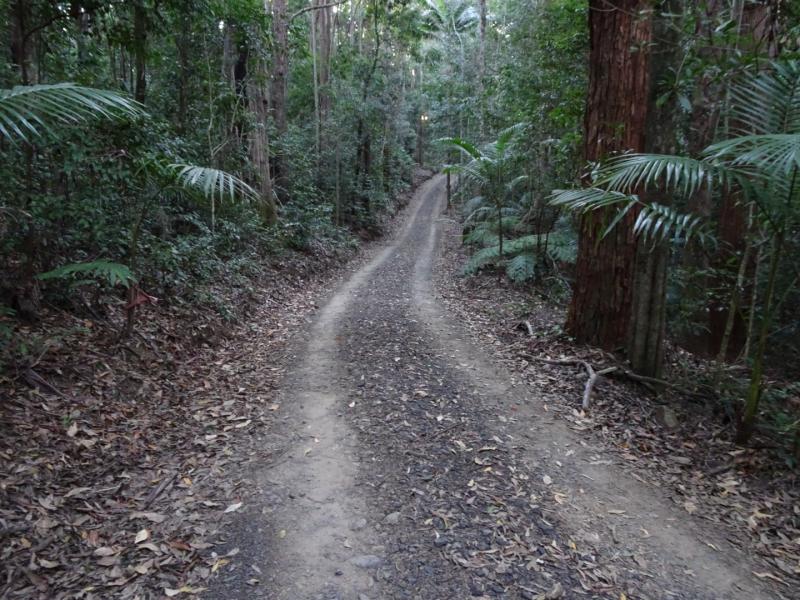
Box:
[209,176,774,599]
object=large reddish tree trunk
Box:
[566,1,653,350]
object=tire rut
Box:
[210,176,774,600]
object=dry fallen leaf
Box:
[135,529,150,544]
[129,511,167,524]
[224,502,243,514]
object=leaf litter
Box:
[0,248,358,599]
[433,213,800,596]
[0,169,434,600]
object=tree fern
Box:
[464,232,577,278]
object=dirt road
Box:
[210,176,773,599]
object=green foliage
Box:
[551,186,713,246]
[464,231,577,280]
[37,261,136,288]
[166,164,260,205]
[0,84,143,142]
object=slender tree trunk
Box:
[566,1,652,350]
[737,228,784,443]
[176,5,191,133]
[248,74,277,225]
[717,206,754,369]
[133,1,147,103]
[446,171,451,207]
[10,0,33,84]
[353,1,380,217]
[270,0,289,196]
[627,1,682,378]
[316,0,333,125]
[707,1,778,358]
[478,0,487,137]
[310,9,321,158]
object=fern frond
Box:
[506,253,536,282]
[37,260,136,288]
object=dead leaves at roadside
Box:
[433,217,800,592]
[0,254,343,599]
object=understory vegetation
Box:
[1,0,425,360]
[0,0,798,473]
[2,0,800,595]
[426,0,800,460]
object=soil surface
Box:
[209,176,778,599]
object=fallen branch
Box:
[530,357,617,409]
[142,472,176,509]
[23,368,69,400]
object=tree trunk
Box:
[737,228,784,443]
[248,74,277,226]
[10,0,34,84]
[133,1,147,103]
[176,4,191,133]
[315,0,333,124]
[478,0,487,138]
[566,0,652,350]
[270,0,289,196]
[627,1,682,378]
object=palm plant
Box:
[0,83,143,142]
[442,125,528,275]
[1,82,263,335]
[551,60,800,443]
[421,0,479,40]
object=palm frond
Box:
[167,164,260,203]
[438,136,482,160]
[550,187,638,213]
[632,203,712,246]
[729,61,800,135]
[0,83,143,142]
[551,187,712,247]
[597,154,713,196]
[706,133,800,176]
[495,123,526,154]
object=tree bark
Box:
[270,0,289,196]
[478,0,487,137]
[10,0,34,84]
[248,74,277,226]
[133,1,147,103]
[566,1,652,351]
[627,1,682,378]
